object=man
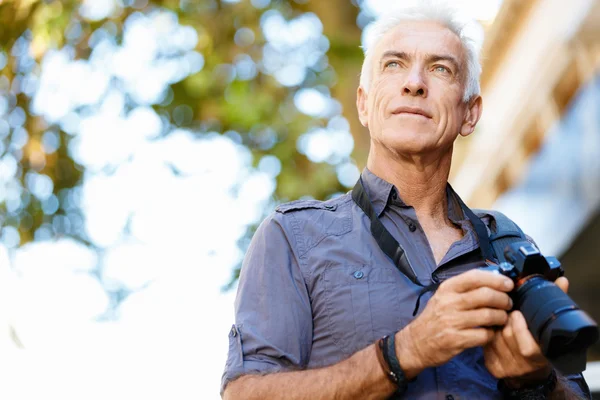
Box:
[221,2,591,399]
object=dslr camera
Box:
[481,241,599,374]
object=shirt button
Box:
[353,271,364,279]
[408,223,417,232]
[230,326,237,337]
[446,395,454,400]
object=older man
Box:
[221,2,591,399]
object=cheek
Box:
[434,104,453,132]
[368,78,398,121]
[443,99,464,125]
[430,88,464,128]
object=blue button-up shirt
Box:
[221,168,589,399]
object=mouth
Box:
[391,107,432,119]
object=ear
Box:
[356,86,369,128]
[459,95,482,137]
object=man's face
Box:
[357,21,479,156]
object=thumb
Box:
[554,276,569,294]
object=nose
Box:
[402,67,427,97]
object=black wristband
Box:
[381,334,409,395]
[497,369,558,400]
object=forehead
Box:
[372,20,465,64]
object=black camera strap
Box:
[351,176,496,292]
[449,185,496,263]
[352,176,421,284]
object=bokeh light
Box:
[1,0,563,398]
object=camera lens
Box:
[513,276,599,374]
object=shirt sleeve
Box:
[220,212,312,395]
[563,373,592,399]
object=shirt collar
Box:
[360,168,466,222]
[361,168,396,217]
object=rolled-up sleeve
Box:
[220,212,313,395]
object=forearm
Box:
[223,343,397,400]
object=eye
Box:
[433,65,451,74]
[384,61,400,69]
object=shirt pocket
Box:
[322,264,403,358]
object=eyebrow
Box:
[380,51,461,73]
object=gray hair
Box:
[359,0,484,102]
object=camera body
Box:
[481,241,564,283]
[480,241,599,374]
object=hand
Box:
[396,269,514,379]
[483,277,570,386]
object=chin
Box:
[379,126,438,154]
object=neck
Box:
[366,143,453,226]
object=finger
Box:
[494,329,515,359]
[501,314,521,354]
[483,341,505,378]
[511,311,543,359]
[555,277,569,294]
[459,327,495,348]
[459,308,508,328]
[486,331,513,378]
[458,287,513,311]
[440,270,514,294]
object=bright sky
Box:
[363,0,504,21]
[3,9,270,399]
[0,1,506,399]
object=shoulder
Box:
[472,208,526,238]
[274,193,353,215]
[252,194,352,242]
[473,208,540,248]
[272,193,354,252]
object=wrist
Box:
[499,368,557,399]
[395,326,425,380]
[376,334,411,396]
[373,338,397,390]
[372,339,397,395]
[503,365,553,389]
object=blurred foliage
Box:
[0,0,365,256]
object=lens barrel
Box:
[514,276,599,374]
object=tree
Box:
[0,0,364,296]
